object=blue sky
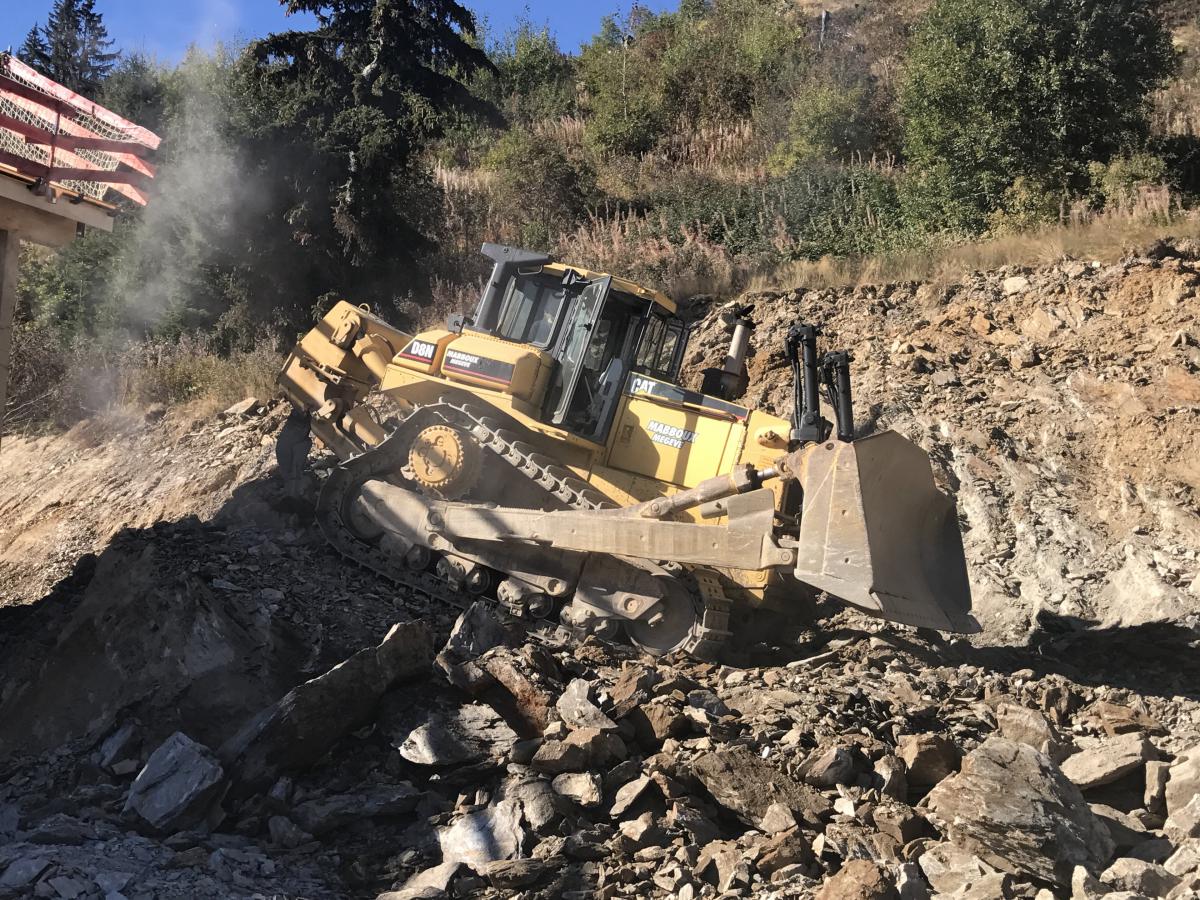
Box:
[3,1,677,63]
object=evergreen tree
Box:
[26,0,118,94]
[18,25,50,69]
[240,0,498,318]
[78,0,119,90]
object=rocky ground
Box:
[0,241,1198,899]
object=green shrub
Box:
[484,130,596,249]
[988,176,1069,232]
[491,20,577,124]
[768,80,874,174]
[1088,152,1169,209]
[900,0,1177,230]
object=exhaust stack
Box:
[721,318,752,398]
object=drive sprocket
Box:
[406,424,480,499]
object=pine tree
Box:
[27,0,118,94]
[18,25,51,69]
[78,0,119,90]
[245,0,498,313]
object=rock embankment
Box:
[684,240,1200,642]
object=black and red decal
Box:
[443,348,515,384]
[398,338,438,363]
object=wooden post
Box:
[0,228,20,452]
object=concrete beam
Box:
[0,173,113,247]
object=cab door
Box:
[546,276,610,429]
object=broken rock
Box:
[530,739,588,774]
[610,775,656,818]
[501,776,559,835]
[1100,857,1180,896]
[223,397,259,417]
[1003,275,1031,295]
[122,732,226,833]
[555,678,617,732]
[691,746,831,830]
[484,858,546,889]
[397,704,517,766]
[441,601,507,661]
[925,737,1114,886]
[1167,744,1200,818]
[804,745,856,789]
[551,772,603,808]
[897,733,960,790]
[756,828,814,876]
[437,799,525,868]
[1166,795,1200,844]
[815,859,898,900]
[379,860,462,900]
[1060,733,1156,790]
[291,783,420,835]
[918,843,1002,896]
[997,703,1063,759]
[1166,840,1200,877]
[562,726,626,767]
[467,646,560,738]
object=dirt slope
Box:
[0,407,287,607]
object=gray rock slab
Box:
[397,704,517,766]
[556,678,616,732]
[437,799,525,869]
[122,732,225,833]
[220,621,431,798]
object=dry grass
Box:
[547,187,1199,301]
[748,202,1199,293]
[533,115,587,148]
[121,336,283,418]
[643,120,764,183]
[433,163,497,195]
[557,210,739,299]
[1155,23,1200,137]
[4,327,283,433]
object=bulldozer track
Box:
[314,400,732,658]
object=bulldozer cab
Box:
[546,280,685,443]
[480,254,685,445]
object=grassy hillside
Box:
[8,0,1200,428]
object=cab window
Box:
[496,272,566,347]
[636,317,665,368]
[635,314,684,380]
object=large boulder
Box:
[220,621,432,797]
[925,737,1114,886]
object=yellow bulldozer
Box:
[277,243,978,658]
